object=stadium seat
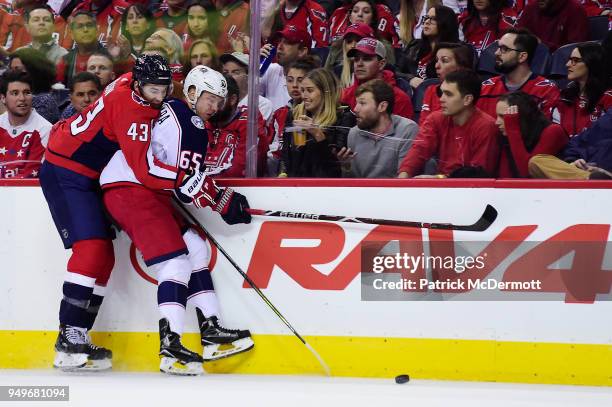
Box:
[548,43,578,78]
[588,16,609,41]
[311,47,330,66]
[412,78,440,123]
[396,76,413,99]
[477,41,551,77]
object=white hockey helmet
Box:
[183,65,228,110]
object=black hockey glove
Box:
[217,189,252,225]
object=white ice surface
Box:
[0,370,611,407]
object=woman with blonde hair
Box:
[182,38,220,75]
[144,28,185,80]
[280,68,355,178]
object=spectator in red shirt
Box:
[398,69,500,178]
[330,0,400,48]
[56,11,106,86]
[69,0,130,48]
[495,91,568,177]
[325,22,375,89]
[517,0,588,52]
[552,42,612,137]
[277,0,329,48]
[477,28,560,119]
[398,5,460,88]
[342,37,415,119]
[580,0,611,17]
[459,0,517,55]
[420,42,475,124]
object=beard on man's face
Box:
[495,58,519,74]
[211,101,235,124]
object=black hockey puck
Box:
[395,374,410,384]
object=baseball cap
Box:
[347,37,386,59]
[220,52,249,68]
[272,25,312,47]
[343,23,375,40]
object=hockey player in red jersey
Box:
[101,66,253,375]
[39,54,175,372]
[477,28,560,119]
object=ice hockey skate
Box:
[159,318,204,376]
[196,308,254,361]
[53,325,112,371]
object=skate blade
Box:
[53,352,88,371]
[203,337,254,361]
[159,357,203,376]
[80,358,112,371]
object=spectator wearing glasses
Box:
[397,0,442,44]
[551,43,612,138]
[56,11,106,86]
[398,5,460,89]
[477,28,560,119]
[69,0,130,47]
[458,0,517,55]
[341,37,415,119]
[420,42,475,124]
[517,0,588,52]
[495,91,567,177]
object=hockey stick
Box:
[247,204,498,232]
[172,198,332,377]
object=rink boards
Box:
[0,178,611,386]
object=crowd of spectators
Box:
[0,0,611,181]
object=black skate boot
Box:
[159,318,203,376]
[196,308,254,361]
[53,325,89,371]
[83,334,113,371]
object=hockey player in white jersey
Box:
[100,65,254,375]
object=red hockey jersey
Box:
[280,0,329,48]
[477,75,560,119]
[204,106,268,178]
[330,3,400,47]
[552,90,612,137]
[45,74,175,190]
[419,84,442,125]
[458,8,517,55]
[214,0,250,55]
[0,110,51,179]
[580,0,612,16]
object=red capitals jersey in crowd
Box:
[477,74,560,119]
[68,0,129,47]
[419,84,442,125]
[45,74,175,190]
[552,90,612,137]
[580,0,612,16]
[280,0,329,47]
[458,8,517,55]
[330,3,400,47]
[267,106,290,160]
[204,106,268,178]
[0,110,51,179]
